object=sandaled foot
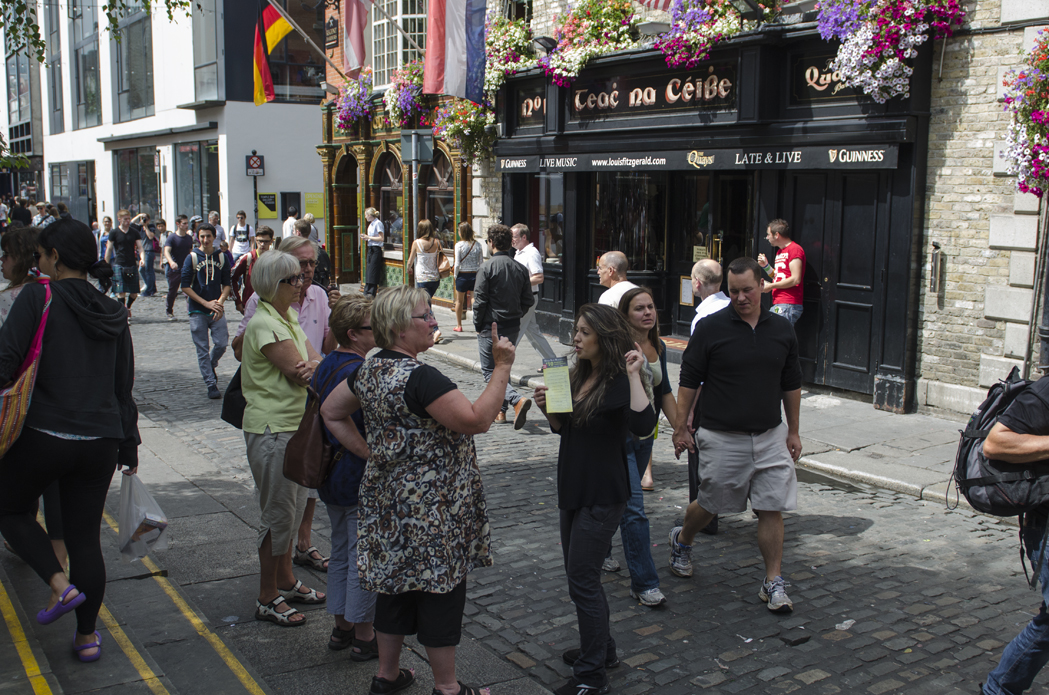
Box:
[350,634,379,662]
[329,625,354,650]
[38,585,86,625]
[434,682,490,695]
[73,630,102,663]
[370,668,415,695]
[293,545,329,572]
[255,596,307,626]
[279,579,326,604]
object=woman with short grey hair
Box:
[241,250,327,627]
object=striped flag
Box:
[253,0,294,105]
[635,0,675,9]
[343,0,369,77]
[423,0,486,105]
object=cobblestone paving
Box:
[129,293,1047,695]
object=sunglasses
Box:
[299,259,317,268]
[279,273,306,285]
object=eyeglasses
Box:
[299,259,317,268]
[411,310,435,321]
[279,273,306,285]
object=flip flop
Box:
[73,630,102,663]
[37,585,86,625]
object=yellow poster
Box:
[305,192,325,219]
[257,193,277,219]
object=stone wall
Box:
[917,0,1047,413]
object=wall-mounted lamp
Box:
[532,36,557,57]
[320,81,339,95]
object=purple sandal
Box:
[73,630,102,662]
[37,585,86,625]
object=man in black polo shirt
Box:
[668,256,802,614]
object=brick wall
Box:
[917,0,1047,412]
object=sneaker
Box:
[668,526,693,578]
[207,385,221,400]
[759,575,793,613]
[513,398,531,430]
[562,648,619,669]
[553,678,611,695]
[630,587,667,607]
[166,312,175,321]
[601,556,621,572]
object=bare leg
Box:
[678,500,716,546]
[51,539,68,572]
[376,632,406,681]
[755,510,784,579]
[257,532,304,622]
[454,290,465,328]
[427,645,460,695]
[641,452,654,489]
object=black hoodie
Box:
[0,279,139,468]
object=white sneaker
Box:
[601,556,621,572]
[759,575,793,613]
[630,587,667,607]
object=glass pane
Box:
[530,173,564,264]
[76,42,101,128]
[193,0,217,66]
[116,150,137,213]
[592,172,666,273]
[18,55,29,120]
[176,142,203,218]
[136,148,159,217]
[203,140,219,215]
[195,64,218,101]
[127,17,154,117]
[7,58,17,123]
[682,174,712,257]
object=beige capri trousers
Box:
[245,427,308,555]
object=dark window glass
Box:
[192,0,219,100]
[175,140,219,218]
[74,41,101,128]
[527,173,564,264]
[593,172,666,273]
[268,0,324,103]
[45,0,64,134]
[424,152,455,250]
[377,154,404,247]
[114,13,154,122]
[115,147,160,217]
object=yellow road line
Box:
[97,604,170,695]
[102,511,267,695]
[0,575,53,695]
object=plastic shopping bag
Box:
[117,474,170,563]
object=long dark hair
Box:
[570,303,634,426]
[1,226,39,286]
[38,217,115,292]
[618,286,664,356]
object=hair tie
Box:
[91,260,106,270]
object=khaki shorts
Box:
[694,422,797,514]
[245,428,309,555]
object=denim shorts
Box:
[455,272,476,293]
[771,303,803,326]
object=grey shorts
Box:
[245,428,309,555]
[694,422,797,514]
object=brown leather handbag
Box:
[283,371,343,488]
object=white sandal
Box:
[255,596,307,627]
[279,580,326,605]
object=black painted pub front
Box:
[494,23,932,412]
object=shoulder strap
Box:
[17,280,51,374]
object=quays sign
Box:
[569,64,736,121]
[791,54,859,104]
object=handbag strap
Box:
[17,279,51,374]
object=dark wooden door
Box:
[783,171,887,394]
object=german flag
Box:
[253,0,294,105]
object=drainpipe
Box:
[1029,203,1049,375]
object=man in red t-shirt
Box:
[757,218,805,326]
[231,226,274,313]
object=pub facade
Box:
[494,27,933,412]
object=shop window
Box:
[372,0,426,88]
[192,0,221,100]
[45,0,63,135]
[71,0,101,129]
[50,164,70,200]
[528,173,564,264]
[377,153,404,247]
[175,140,220,219]
[112,10,154,122]
[115,146,161,217]
[267,0,325,103]
[6,51,31,128]
[423,151,455,250]
[592,172,666,273]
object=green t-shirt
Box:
[242,301,309,434]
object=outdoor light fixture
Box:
[320,81,339,95]
[637,21,670,36]
[728,0,762,20]
[533,36,557,56]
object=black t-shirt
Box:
[346,350,456,417]
[109,227,142,266]
[164,232,195,269]
[999,376,1049,436]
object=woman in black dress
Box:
[362,207,384,297]
[533,303,656,695]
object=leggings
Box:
[0,428,119,635]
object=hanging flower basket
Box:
[433,98,497,164]
[656,0,781,70]
[1003,29,1049,197]
[335,66,373,135]
[816,0,964,104]
[383,60,426,127]
[539,0,638,88]
[485,14,538,96]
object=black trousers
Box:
[560,503,626,687]
[0,428,119,635]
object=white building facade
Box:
[4,0,327,234]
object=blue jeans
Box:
[326,504,376,623]
[477,329,521,412]
[615,435,660,593]
[985,518,1049,694]
[188,313,228,388]
[771,303,802,326]
[140,250,157,295]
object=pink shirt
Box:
[236,284,330,355]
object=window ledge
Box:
[384,249,404,261]
[177,100,226,111]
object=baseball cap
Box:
[189,215,203,225]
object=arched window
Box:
[376,153,404,247]
[423,150,455,250]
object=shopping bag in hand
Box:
[117,474,170,563]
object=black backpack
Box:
[951,367,1049,516]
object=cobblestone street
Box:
[106,293,1048,695]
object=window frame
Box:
[111,9,155,123]
[70,0,102,130]
[371,0,426,89]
